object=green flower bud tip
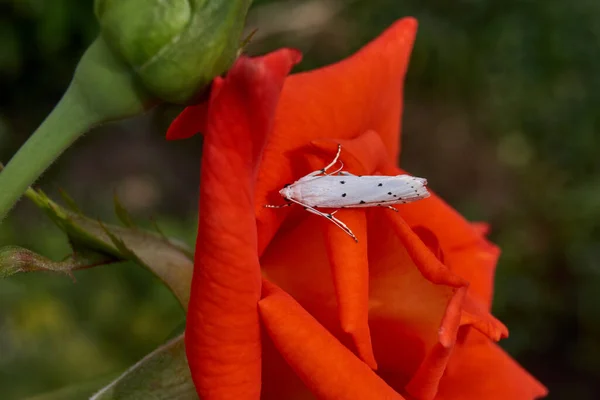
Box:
[95,0,253,104]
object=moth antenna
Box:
[325,161,344,176]
[264,203,292,209]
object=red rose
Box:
[168,18,548,400]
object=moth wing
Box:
[290,176,352,207]
[293,175,428,208]
[336,175,429,207]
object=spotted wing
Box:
[293,175,429,208]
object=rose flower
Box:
[167,17,548,400]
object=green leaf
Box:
[21,188,194,309]
[58,187,83,214]
[90,334,198,400]
[113,193,136,228]
[24,336,196,400]
[0,245,116,279]
[99,220,145,267]
[239,28,258,54]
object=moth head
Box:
[279,183,292,198]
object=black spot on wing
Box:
[378,183,383,187]
[340,180,346,184]
[342,193,347,197]
[388,192,392,195]
[359,200,365,204]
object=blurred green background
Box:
[1,0,599,398]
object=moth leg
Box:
[297,144,344,182]
[305,207,358,243]
[324,211,359,242]
[287,198,358,243]
[383,205,399,212]
[337,171,357,176]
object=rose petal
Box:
[404,287,466,400]
[413,226,445,264]
[386,212,508,398]
[261,206,453,395]
[186,49,301,399]
[261,131,507,399]
[259,280,405,400]
[261,213,340,332]
[411,225,507,340]
[436,329,548,400]
[256,18,418,254]
[322,208,377,369]
[389,213,467,291]
[460,294,508,341]
[471,221,491,236]
[261,330,314,400]
[166,102,209,140]
[448,238,500,308]
[399,193,499,307]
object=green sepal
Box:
[95,0,253,104]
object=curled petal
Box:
[366,210,455,394]
[399,193,499,307]
[387,213,508,398]
[388,213,466,291]
[322,208,377,369]
[436,329,548,400]
[460,294,508,341]
[411,225,507,340]
[259,280,404,400]
[412,226,445,264]
[404,287,466,400]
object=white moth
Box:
[266,144,430,242]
